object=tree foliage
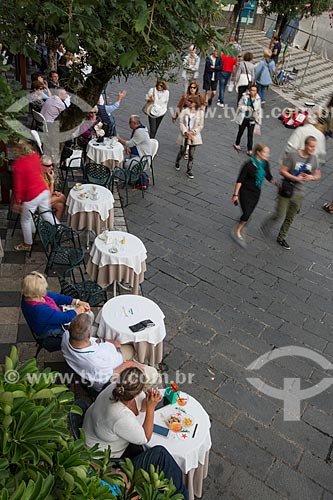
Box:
[259,0,332,19]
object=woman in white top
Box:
[83,367,189,498]
[145,80,169,138]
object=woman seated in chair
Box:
[83,367,188,499]
[21,271,91,351]
[77,107,101,149]
[41,155,66,221]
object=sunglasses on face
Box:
[190,86,197,89]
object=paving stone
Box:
[149,258,200,286]
[299,452,333,493]
[148,286,192,314]
[171,333,214,364]
[302,405,333,437]
[272,410,332,459]
[232,414,303,466]
[224,467,284,500]
[217,379,279,425]
[178,317,217,344]
[266,461,323,500]
[211,420,275,479]
[149,270,188,295]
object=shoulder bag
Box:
[142,88,155,116]
[279,178,294,198]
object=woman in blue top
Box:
[231,144,278,247]
[255,49,275,103]
[21,271,91,351]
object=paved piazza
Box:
[1,33,333,499]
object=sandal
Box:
[233,144,241,152]
[14,243,31,252]
[322,203,333,214]
[247,150,253,156]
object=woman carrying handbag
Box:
[234,52,255,104]
[234,84,262,156]
[144,80,169,138]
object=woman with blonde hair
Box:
[42,155,66,220]
[255,49,275,103]
[145,80,170,138]
[21,271,91,350]
[12,140,57,252]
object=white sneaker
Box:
[217,102,224,108]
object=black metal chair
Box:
[111,165,129,206]
[127,156,150,201]
[60,148,84,193]
[68,399,90,440]
[83,162,111,188]
[37,220,85,274]
[57,267,107,307]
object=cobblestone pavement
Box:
[1,34,333,499]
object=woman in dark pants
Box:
[145,80,170,138]
[234,84,261,156]
[231,144,277,247]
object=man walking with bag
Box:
[261,136,320,250]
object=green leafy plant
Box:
[0,347,184,499]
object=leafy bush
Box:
[0,347,183,499]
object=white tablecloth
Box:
[138,390,211,499]
[66,184,114,221]
[86,139,124,166]
[96,294,166,345]
[89,231,146,275]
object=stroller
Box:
[272,52,299,89]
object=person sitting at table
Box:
[48,70,60,91]
[21,271,91,351]
[40,87,67,122]
[61,313,158,391]
[83,367,189,499]
[77,106,101,150]
[28,81,49,112]
[41,155,66,221]
[31,71,52,98]
[118,114,152,168]
[97,90,127,137]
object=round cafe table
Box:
[86,138,124,167]
[86,231,147,295]
[96,294,165,365]
[138,390,211,500]
[66,184,114,234]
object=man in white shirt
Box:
[41,88,67,122]
[61,313,158,391]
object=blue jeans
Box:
[257,83,267,102]
[219,71,232,103]
[132,446,188,499]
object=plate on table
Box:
[79,192,88,200]
[182,415,194,428]
[166,414,182,433]
[73,184,84,191]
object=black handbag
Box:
[279,178,294,198]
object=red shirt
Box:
[13,152,49,204]
[221,54,237,73]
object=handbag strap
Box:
[243,62,249,84]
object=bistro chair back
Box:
[32,109,48,133]
[68,399,90,440]
[149,138,159,185]
[57,267,107,307]
[111,166,129,206]
[83,162,111,188]
[37,220,85,274]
